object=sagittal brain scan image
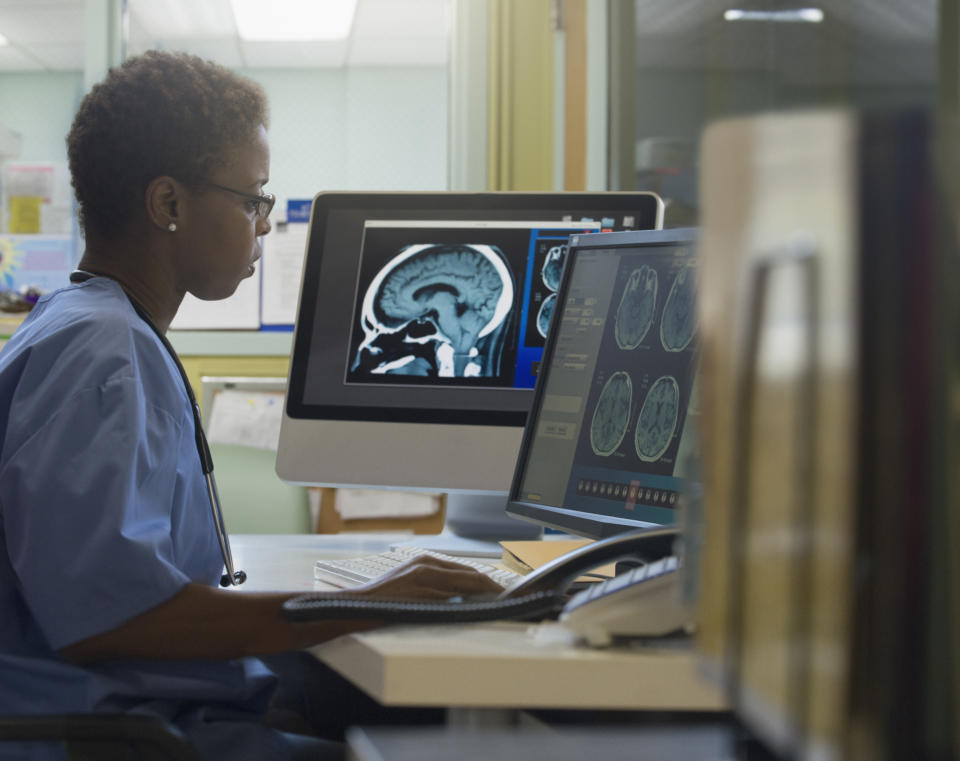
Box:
[351,243,514,378]
[660,264,696,352]
[536,292,557,338]
[541,244,567,292]
[634,375,680,462]
[589,370,633,456]
[614,265,658,350]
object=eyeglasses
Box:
[206,182,276,218]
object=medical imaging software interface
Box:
[292,201,653,426]
[346,220,592,390]
[516,240,698,526]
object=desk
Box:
[228,534,727,720]
[312,622,725,713]
[229,533,409,592]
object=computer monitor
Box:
[506,227,698,539]
[276,192,663,490]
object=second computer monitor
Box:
[507,228,699,538]
[276,192,664,494]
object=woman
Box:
[0,51,499,760]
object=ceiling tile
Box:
[126,37,245,68]
[19,42,83,70]
[0,44,43,70]
[349,34,448,66]
[240,39,348,68]
[0,1,80,6]
[127,0,235,40]
[0,4,84,43]
[353,0,450,37]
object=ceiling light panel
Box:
[127,0,236,38]
[231,0,358,41]
[724,8,824,23]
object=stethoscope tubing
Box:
[69,271,246,586]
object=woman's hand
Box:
[60,557,505,664]
[352,555,504,600]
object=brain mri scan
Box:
[589,370,633,457]
[536,292,557,338]
[634,375,680,462]
[614,265,658,350]
[541,244,567,292]
[351,243,514,378]
[660,264,696,352]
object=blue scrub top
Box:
[0,279,284,760]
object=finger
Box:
[386,563,504,596]
[416,565,505,595]
[395,554,482,574]
[359,563,504,600]
[377,554,497,585]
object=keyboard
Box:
[314,546,523,589]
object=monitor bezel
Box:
[283,191,665,428]
[505,227,699,539]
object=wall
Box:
[242,66,448,211]
[0,63,448,532]
[0,65,448,205]
[0,72,83,162]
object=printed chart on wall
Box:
[0,235,77,294]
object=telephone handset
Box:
[281,526,681,630]
[495,525,679,599]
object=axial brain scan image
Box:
[614,265,658,350]
[589,370,633,456]
[536,292,557,338]
[660,264,696,352]
[541,244,567,292]
[634,375,680,462]
[351,243,514,378]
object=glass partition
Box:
[608,0,939,227]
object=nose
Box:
[257,214,272,236]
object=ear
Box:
[144,176,182,232]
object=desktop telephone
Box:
[282,526,688,642]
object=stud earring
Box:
[168,222,177,232]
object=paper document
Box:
[8,197,42,233]
[206,389,284,450]
[2,163,73,235]
[334,489,442,520]
[500,539,617,578]
[260,222,309,326]
[0,235,76,293]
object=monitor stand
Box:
[392,493,542,557]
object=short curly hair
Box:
[67,50,269,239]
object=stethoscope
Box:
[69,270,246,587]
